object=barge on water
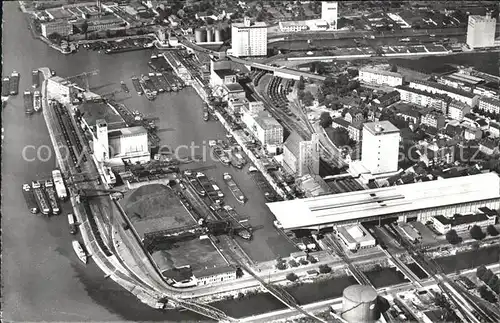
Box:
[223,173,246,204]
[32,69,40,88]
[22,183,39,214]
[131,77,143,95]
[203,104,209,121]
[52,169,68,200]
[120,81,129,93]
[248,166,277,202]
[32,181,51,215]
[213,145,230,166]
[149,73,164,93]
[163,72,178,91]
[185,171,206,196]
[156,73,171,92]
[33,90,41,112]
[68,213,78,235]
[1,77,10,97]
[44,180,61,215]
[10,71,19,96]
[23,91,34,114]
[72,240,88,264]
[222,205,252,240]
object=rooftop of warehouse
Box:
[78,100,126,130]
[434,213,491,226]
[267,172,500,229]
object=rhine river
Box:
[2,2,500,322]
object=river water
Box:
[3,2,500,322]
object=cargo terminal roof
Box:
[267,172,500,230]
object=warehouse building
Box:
[267,172,500,230]
[337,224,376,251]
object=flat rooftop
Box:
[363,121,400,135]
[108,126,147,138]
[79,101,125,130]
[121,184,195,237]
[338,224,375,244]
[267,172,500,230]
[360,67,402,78]
[232,21,266,28]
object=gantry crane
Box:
[65,69,99,91]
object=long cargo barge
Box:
[163,73,178,91]
[10,71,19,95]
[44,180,61,215]
[213,145,230,166]
[131,77,143,95]
[230,151,245,169]
[222,205,252,240]
[185,172,206,196]
[223,173,246,204]
[142,74,157,94]
[196,172,215,194]
[23,91,34,114]
[32,181,51,215]
[1,77,10,97]
[52,169,68,200]
[156,73,171,92]
[22,183,39,214]
[149,73,164,92]
[32,69,40,88]
[203,104,209,121]
[248,166,277,202]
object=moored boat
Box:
[131,77,142,95]
[33,90,41,112]
[213,145,230,166]
[68,213,78,235]
[10,71,19,95]
[248,167,277,202]
[2,77,10,97]
[120,81,129,93]
[32,181,51,215]
[44,180,60,215]
[223,173,246,203]
[23,90,34,114]
[32,69,40,88]
[72,240,87,264]
[22,183,39,214]
[185,171,206,196]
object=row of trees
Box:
[446,225,498,244]
[477,265,500,295]
[286,264,332,282]
[471,106,500,123]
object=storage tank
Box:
[342,285,379,323]
[195,29,207,43]
[214,28,222,42]
[206,28,213,43]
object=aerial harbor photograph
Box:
[2,0,500,322]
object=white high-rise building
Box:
[361,121,400,175]
[229,17,267,57]
[321,1,338,30]
[466,13,497,49]
[95,119,109,162]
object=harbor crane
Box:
[65,69,99,91]
[75,188,124,202]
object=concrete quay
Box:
[40,67,161,309]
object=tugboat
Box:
[72,240,88,264]
[33,90,41,112]
[120,81,129,93]
[223,173,246,204]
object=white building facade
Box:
[466,13,497,49]
[361,121,400,175]
[229,17,267,57]
[321,1,338,30]
[41,21,73,37]
[479,97,500,114]
[359,68,404,87]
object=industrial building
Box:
[359,68,404,87]
[437,72,484,92]
[41,21,73,38]
[361,121,400,175]
[432,212,497,235]
[341,285,379,323]
[396,223,422,243]
[229,17,267,57]
[266,172,500,230]
[241,101,283,153]
[321,1,338,30]
[337,224,377,251]
[193,266,237,286]
[408,79,479,107]
[466,13,497,49]
[278,21,309,32]
[91,119,150,164]
[46,76,77,104]
[281,131,320,177]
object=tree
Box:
[470,225,486,240]
[276,261,287,270]
[329,127,350,147]
[478,285,498,303]
[286,273,299,281]
[319,111,333,128]
[319,264,332,274]
[298,76,305,91]
[289,259,299,268]
[390,65,398,72]
[445,229,462,245]
[482,269,494,283]
[486,225,499,236]
[302,91,314,107]
[477,265,488,280]
[307,254,318,264]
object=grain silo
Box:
[342,285,379,323]
[214,28,222,42]
[195,28,207,43]
[206,27,213,43]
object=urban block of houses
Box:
[408,79,479,107]
[396,85,449,114]
[479,96,500,114]
[359,67,404,87]
[490,122,500,138]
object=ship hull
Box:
[72,241,87,264]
